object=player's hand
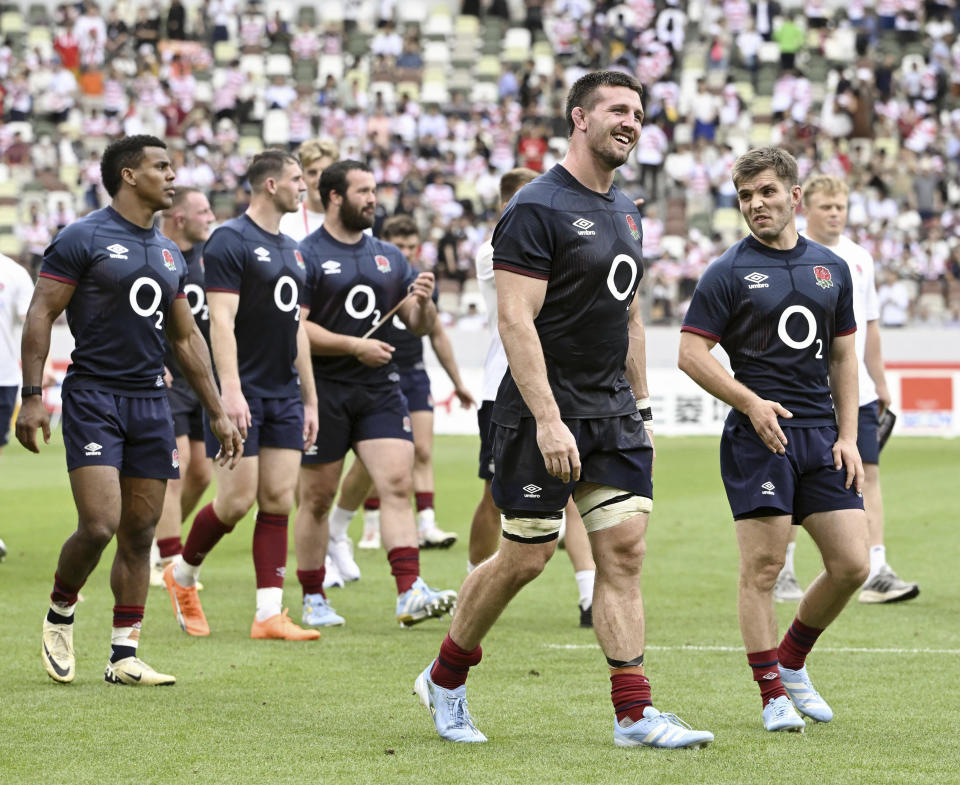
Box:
[163,365,173,388]
[302,400,319,452]
[454,385,477,409]
[876,383,892,417]
[353,338,394,367]
[408,272,435,302]
[832,436,863,493]
[221,385,251,439]
[14,396,51,453]
[209,413,244,469]
[745,398,792,455]
[536,417,581,484]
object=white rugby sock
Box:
[867,545,886,581]
[575,569,595,610]
[174,558,200,588]
[255,587,283,622]
[783,541,797,575]
[328,504,354,541]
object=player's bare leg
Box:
[735,516,794,651]
[293,458,347,627]
[563,500,596,627]
[798,509,869,627]
[410,410,455,548]
[180,438,212,520]
[467,481,500,570]
[449,537,557,648]
[357,437,456,624]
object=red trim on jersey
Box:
[205,287,241,293]
[491,262,550,281]
[38,272,77,286]
[885,362,960,370]
[680,325,722,341]
[175,292,187,299]
[836,327,857,337]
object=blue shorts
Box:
[0,385,16,447]
[491,412,653,515]
[857,401,880,465]
[304,377,412,464]
[62,389,179,479]
[167,380,204,442]
[477,400,495,481]
[398,364,433,413]
[205,395,303,458]
[720,415,864,523]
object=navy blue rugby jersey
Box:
[299,227,417,385]
[681,235,856,426]
[164,243,210,380]
[203,214,306,399]
[39,206,187,396]
[378,270,439,369]
[490,164,645,421]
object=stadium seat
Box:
[424,8,453,39]
[470,81,498,104]
[296,4,316,27]
[455,15,479,36]
[369,81,396,108]
[318,2,344,23]
[265,53,292,77]
[660,235,686,259]
[27,25,50,48]
[758,41,781,64]
[713,208,743,233]
[749,122,772,145]
[474,54,501,81]
[318,53,345,81]
[240,53,266,81]
[239,136,264,156]
[214,40,238,64]
[503,27,532,52]
[398,0,428,25]
[0,233,22,258]
[262,109,290,147]
[420,80,448,105]
[395,80,420,101]
[0,179,16,199]
[0,204,17,229]
[0,10,23,35]
[27,2,47,26]
[423,40,450,65]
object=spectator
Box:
[877,269,911,327]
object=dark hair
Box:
[499,167,539,204]
[731,147,800,189]
[246,149,300,191]
[318,159,372,209]
[100,135,167,197]
[381,214,419,241]
[565,71,643,137]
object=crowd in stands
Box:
[1,0,959,325]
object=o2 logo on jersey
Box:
[161,248,177,272]
[813,266,833,289]
[606,254,639,302]
[183,283,208,320]
[778,304,823,359]
[294,249,306,272]
[129,276,166,330]
[374,255,391,274]
[274,275,300,320]
[625,214,640,240]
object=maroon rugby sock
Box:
[253,512,288,589]
[748,648,787,706]
[388,546,419,593]
[778,618,824,670]
[610,671,652,724]
[430,634,482,689]
[181,503,232,566]
[296,568,326,599]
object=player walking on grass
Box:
[678,148,869,733]
[150,188,215,585]
[773,174,918,606]
[162,150,320,641]
[17,135,242,686]
[415,71,713,749]
[324,214,473,582]
[294,161,457,628]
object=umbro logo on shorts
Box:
[522,484,542,498]
[572,218,596,236]
[254,246,271,262]
[84,442,103,456]
[761,481,775,495]
[107,243,129,259]
[744,272,769,289]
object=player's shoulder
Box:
[368,234,406,261]
[52,208,110,246]
[835,234,875,268]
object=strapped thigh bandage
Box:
[574,485,652,534]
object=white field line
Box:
[545,643,960,655]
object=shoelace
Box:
[768,699,795,720]
[451,696,477,730]
[656,712,693,730]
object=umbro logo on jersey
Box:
[107,243,129,259]
[83,442,102,456]
[254,246,271,262]
[761,481,775,495]
[155,375,165,387]
[572,218,596,236]
[744,272,769,289]
[322,260,341,275]
[522,484,542,498]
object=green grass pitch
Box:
[1,433,957,785]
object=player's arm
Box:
[864,319,891,414]
[301,317,394,367]
[397,271,438,336]
[294,318,318,451]
[166,298,243,467]
[206,290,251,437]
[678,331,792,454]
[828,331,863,492]
[15,277,74,452]
[428,319,476,409]
[495,267,580,483]
[625,289,655,456]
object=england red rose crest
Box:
[813,265,833,289]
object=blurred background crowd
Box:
[1,0,959,325]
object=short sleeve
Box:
[203,227,246,292]
[681,260,733,341]
[491,201,552,280]
[835,262,857,336]
[38,224,91,286]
